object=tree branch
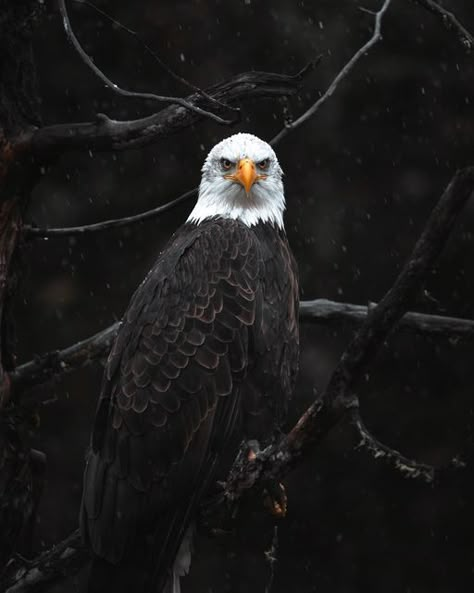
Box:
[410,0,474,51]
[11,322,119,398]
[19,66,312,158]
[271,0,393,146]
[223,166,474,500]
[71,0,238,115]
[350,407,466,482]
[300,298,474,339]
[351,409,436,482]
[23,188,197,238]
[1,529,87,593]
[58,0,233,125]
[11,295,474,398]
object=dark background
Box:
[18,0,474,591]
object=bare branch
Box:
[223,167,474,500]
[11,322,120,398]
[59,0,232,125]
[21,66,310,157]
[0,529,87,593]
[270,0,393,145]
[410,0,474,51]
[300,298,474,339]
[24,188,197,238]
[72,0,239,115]
[11,295,474,398]
[351,409,436,482]
[351,408,467,482]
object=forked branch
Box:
[21,67,311,157]
[223,166,474,499]
[271,0,393,145]
[58,0,233,125]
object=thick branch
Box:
[411,0,474,51]
[300,299,474,339]
[20,67,311,157]
[223,167,474,499]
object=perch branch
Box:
[222,166,474,499]
[11,296,474,397]
[21,66,311,157]
[59,0,232,125]
[411,0,474,51]
[271,0,392,145]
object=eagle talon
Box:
[263,482,287,518]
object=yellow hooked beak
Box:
[225,158,263,195]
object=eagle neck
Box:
[187,177,285,229]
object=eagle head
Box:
[187,133,285,229]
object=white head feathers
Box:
[187,133,285,229]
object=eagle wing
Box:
[81,220,262,583]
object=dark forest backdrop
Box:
[8,0,474,591]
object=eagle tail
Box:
[87,525,194,593]
[87,555,138,593]
[165,525,194,593]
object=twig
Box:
[351,409,436,482]
[58,0,232,125]
[270,0,393,145]
[222,167,474,499]
[23,67,309,156]
[72,0,238,115]
[264,526,279,593]
[0,529,87,593]
[351,408,467,482]
[11,295,474,397]
[410,0,474,51]
[23,188,197,238]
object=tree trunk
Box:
[0,0,45,571]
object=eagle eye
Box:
[220,158,233,170]
[257,159,270,170]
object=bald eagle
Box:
[80,133,299,593]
